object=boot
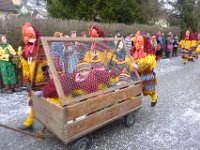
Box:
[151,100,157,107]
[20,107,34,131]
[151,94,157,107]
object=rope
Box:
[0,123,54,139]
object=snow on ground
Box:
[0,91,29,124]
[155,57,183,77]
[1,56,200,150]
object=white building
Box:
[20,0,47,18]
[0,0,18,19]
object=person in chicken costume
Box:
[84,25,112,65]
[132,31,157,107]
[196,33,200,57]
[179,30,192,64]
[189,32,198,61]
[20,22,47,130]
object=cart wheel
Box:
[71,136,91,150]
[123,114,135,127]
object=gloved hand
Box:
[132,62,139,70]
[35,91,43,97]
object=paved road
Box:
[1,57,200,150]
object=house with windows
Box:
[0,0,18,19]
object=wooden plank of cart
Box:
[31,37,143,150]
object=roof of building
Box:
[0,0,17,13]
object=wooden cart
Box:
[31,37,143,150]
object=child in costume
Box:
[19,22,47,130]
[0,35,17,93]
[132,31,157,107]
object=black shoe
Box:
[19,125,33,131]
[151,100,157,107]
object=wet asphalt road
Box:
[1,57,200,150]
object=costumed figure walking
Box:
[189,32,198,61]
[19,22,47,130]
[195,33,200,58]
[132,31,157,107]
[179,30,193,64]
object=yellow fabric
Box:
[47,95,72,106]
[109,76,119,85]
[98,83,108,90]
[150,94,157,103]
[20,58,47,83]
[17,46,23,56]
[113,56,135,73]
[84,50,112,64]
[72,89,87,97]
[179,40,191,50]
[191,40,197,49]
[0,44,16,61]
[143,89,156,96]
[137,54,156,72]
[196,43,200,54]
[23,106,34,127]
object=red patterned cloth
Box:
[42,74,74,98]
[73,69,109,93]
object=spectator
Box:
[125,33,134,51]
[166,32,173,58]
[157,31,164,57]
[0,35,17,93]
[172,35,178,57]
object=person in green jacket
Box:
[0,35,17,94]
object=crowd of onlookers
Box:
[0,30,179,94]
[113,31,179,59]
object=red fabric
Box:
[190,32,198,40]
[89,26,106,37]
[73,69,109,93]
[43,79,58,98]
[156,44,161,51]
[42,74,74,98]
[143,36,156,55]
[109,68,121,78]
[134,48,145,59]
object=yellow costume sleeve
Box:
[8,44,16,56]
[18,46,23,56]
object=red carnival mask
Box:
[133,31,145,59]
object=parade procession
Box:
[1,0,200,150]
